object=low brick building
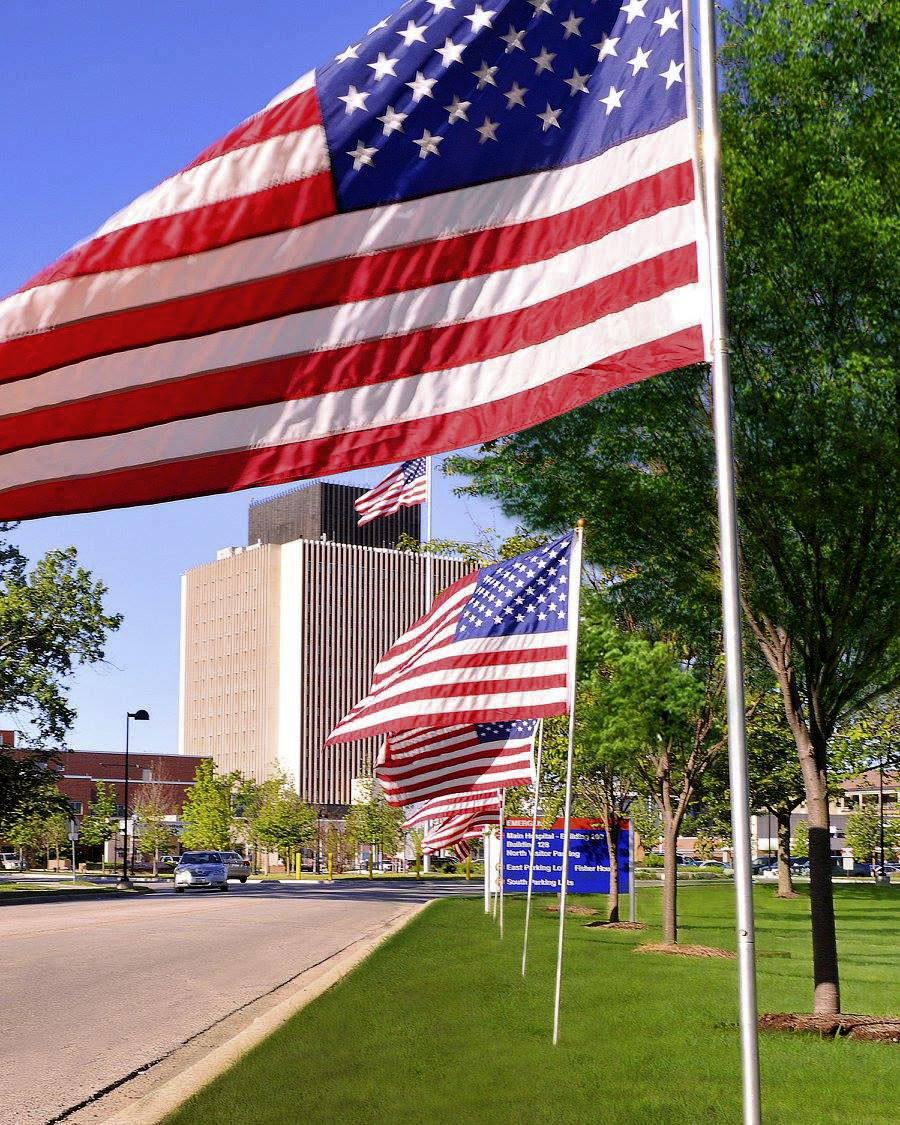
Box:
[55,749,207,818]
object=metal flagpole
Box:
[421,456,434,875]
[498,787,506,939]
[552,522,585,1045]
[522,717,545,975]
[483,828,491,913]
[695,3,761,1121]
[628,813,636,923]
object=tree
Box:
[791,821,809,860]
[447,0,899,1014]
[180,760,234,850]
[345,780,403,876]
[632,801,662,858]
[845,807,900,868]
[0,543,121,745]
[41,810,70,868]
[133,776,177,876]
[78,779,118,871]
[251,786,316,871]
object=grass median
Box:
[167,882,898,1125]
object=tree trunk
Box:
[153,846,159,877]
[661,822,678,944]
[775,812,795,896]
[607,822,620,923]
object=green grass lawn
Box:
[167,883,898,1125]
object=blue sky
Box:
[0,1,516,756]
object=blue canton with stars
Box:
[317,0,688,210]
[476,719,538,742]
[401,457,427,481]
[455,531,573,640]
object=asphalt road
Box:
[0,879,476,1125]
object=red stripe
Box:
[185,89,321,171]
[0,245,699,454]
[385,775,529,807]
[381,748,534,782]
[17,173,336,293]
[1,162,693,383]
[0,327,704,521]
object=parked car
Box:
[219,851,251,882]
[789,857,810,875]
[174,852,228,892]
[752,857,777,875]
[698,860,734,873]
[0,851,24,871]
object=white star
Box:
[627,46,652,75]
[564,67,590,95]
[659,59,685,89]
[538,611,547,620]
[368,18,389,33]
[655,6,680,35]
[560,11,583,38]
[435,37,465,67]
[515,613,525,622]
[335,43,360,64]
[472,59,498,89]
[500,25,526,53]
[503,81,528,108]
[465,4,495,32]
[445,95,471,123]
[413,129,443,158]
[368,52,399,81]
[476,116,499,143]
[600,85,624,114]
[425,0,456,12]
[406,71,437,102]
[532,46,556,74]
[397,20,428,47]
[527,0,553,13]
[338,85,369,115]
[593,35,619,61]
[621,0,648,23]
[537,102,562,131]
[377,105,407,135]
[346,140,377,171]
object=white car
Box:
[174,852,229,892]
[1,851,24,871]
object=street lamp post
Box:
[118,709,149,888]
[878,759,885,880]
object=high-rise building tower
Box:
[179,483,467,813]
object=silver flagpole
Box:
[628,812,636,924]
[483,827,491,914]
[695,3,761,1121]
[498,787,506,939]
[421,457,435,875]
[552,522,585,1045]
[522,717,545,975]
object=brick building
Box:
[55,750,207,818]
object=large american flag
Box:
[355,458,428,525]
[403,789,501,829]
[327,532,577,742]
[0,0,705,521]
[378,719,537,806]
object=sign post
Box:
[67,818,78,883]
[629,818,636,923]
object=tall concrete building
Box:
[179,483,467,813]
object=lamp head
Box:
[129,709,150,721]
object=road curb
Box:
[0,888,153,907]
[90,899,434,1125]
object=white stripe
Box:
[0,285,702,493]
[265,69,316,109]
[0,203,698,419]
[0,120,692,342]
[93,126,328,237]
[382,756,534,788]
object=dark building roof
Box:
[248,481,420,550]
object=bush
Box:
[643,853,664,868]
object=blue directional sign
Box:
[503,818,630,894]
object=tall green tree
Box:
[448,0,898,1013]
[180,760,234,850]
[345,780,403,876]
[133,777,177,876]
[79,779,118,870]
[251,786,317,871]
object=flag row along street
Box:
[0,0,763,1119]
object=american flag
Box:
[423,807,500,853]
[452,840,471,861]
[403,789,501,829]
[378,720,537,806]
[355,458,428,525]
[327,532,578,743]
[0,1,705,521]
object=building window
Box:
[142,768,152,781]
[69,800,83,814]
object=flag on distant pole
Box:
[327,533,577,742]
[0,1,706,521]
[378,721,537,807]
[403,790,501,830]
[355,458,427,525]
[422,808,500,854]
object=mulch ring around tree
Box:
[543,904,598,917]
[585,920,646,930]
[759,1012,900,1044]
[633,942,735,959]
